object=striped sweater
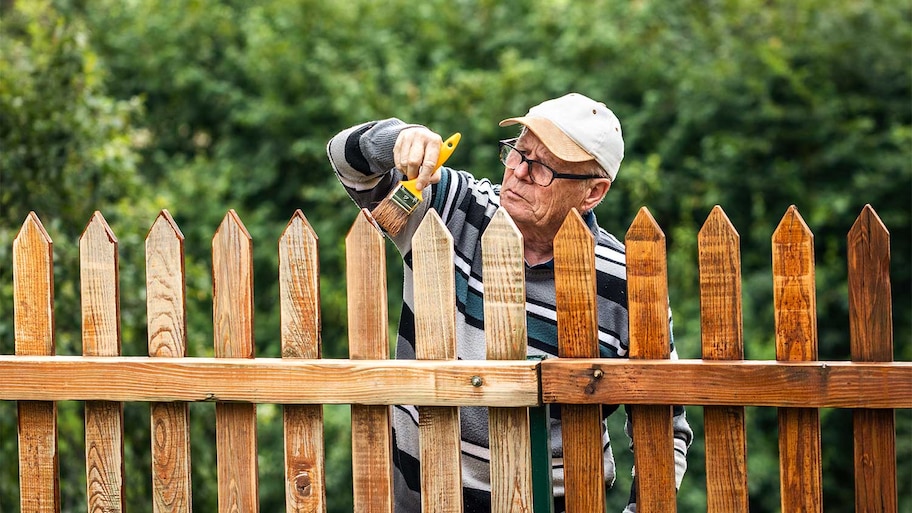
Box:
[327,118,692,512]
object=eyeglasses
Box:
[498,138,606,187]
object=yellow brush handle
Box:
[402,132,461,198]
[435,132,461,169]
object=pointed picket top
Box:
[146,210,187,358]
[413,207,455,268]
[345,208,383,250]
[212,209,254,359]
[15,211,53,247]
[346,209,388,360]
[279,209,321,359]
[625,207,670,360]
[81,210,119,248]
[14,212,55,356]
[699,205,740,246]
[697,205,744,360]
[412,209,456,360]
[80,211,121,357]
[771,205,817,362]
[626,206,665,243]
[554,208,598,359]
[848,204,892,362]
[482,207,526,360]
[772,205,814,246]
[147,209,185,243]
[214,208,254,245]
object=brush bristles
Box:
[371,185,419,236]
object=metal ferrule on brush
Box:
[388,184,421,214]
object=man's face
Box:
[499,132,600,238]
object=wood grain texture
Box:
[0,357,541,405]
[772,206,822,513]
[347,210,392,513]
[280,210,322,361]
[848,205,897,513]
[146,210,192,513]
[212,210,259,513]
[698,206,749,513]
[280,210,326,513]
[538,359,911,407]
[80,212,125,513]
[14,212,55,357]
[146,210,188,359]
[482,208,532,512]
[14,213,60,513]
[554,210,605,512]
[625,208,676,512]
[412,211,463,512]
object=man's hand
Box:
[394,126,444,192]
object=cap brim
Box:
[499,116,593,163]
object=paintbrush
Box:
[371,132,461,235]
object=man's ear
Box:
[581,179,611,212]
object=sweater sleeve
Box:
[326,118,421,211]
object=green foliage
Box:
[1,0,909,512]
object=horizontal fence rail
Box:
[2,357,907,407]
[4,204,907,513]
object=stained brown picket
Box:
[698,206,749,513]
[848,205,897,513]
[772,206,822,513]
[626,208,676,513]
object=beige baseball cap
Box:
[499,92,624,181]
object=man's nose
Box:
[511,159,533,182]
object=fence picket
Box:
[81,212,125,513]
[698,206,749,513]
[279,209,327,513]
[412,210,462,512]
[554,209,606,512]
[482,208,533,512]
[146,210,192,512]
[626,207,676,512]
[848,205,897,513]
[212,210,259,512]
[14,212,60,513]
[772,206,823,512]
[346,210,393,512]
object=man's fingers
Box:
[395,127,443,182]
[414,158,442,191]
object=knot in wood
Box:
[295,471,312,496]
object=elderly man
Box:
[327,92,692,512]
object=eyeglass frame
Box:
[498,138,607,187]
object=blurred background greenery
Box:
[0,0,909,511]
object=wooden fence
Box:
[2,204,908,512]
